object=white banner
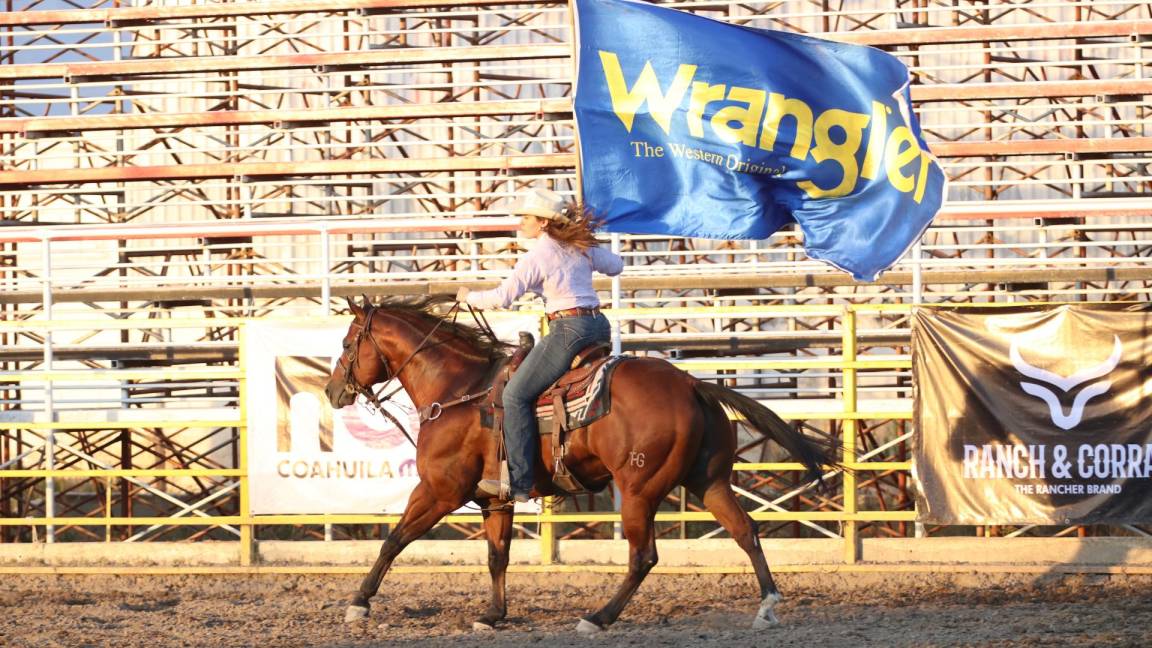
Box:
[244,313,541,514]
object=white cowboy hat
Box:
[512,187,567,220]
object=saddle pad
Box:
[535,355,626,432]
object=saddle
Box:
[478,335,626,494]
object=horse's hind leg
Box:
[473,505,514,631]
[346,481,457,622]
[695,481,782,629]
[577,497,658,634]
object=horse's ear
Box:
[344,296,358,314]
[361,294,372,309]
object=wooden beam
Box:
[0,345,238,364]
[837,20,1152,47]
[937,202,1149,221]
[3,0,1144,49]
[0,43,570,82]
[912,79,1152,102]
[0,216,520,244]
[0,153,571,188]
[5,131,1149,188]
[2,99,572,136]
[931,136,1152,157]
[0,0,554,27]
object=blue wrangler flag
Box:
[573,0,946,281]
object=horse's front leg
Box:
[346,481,458,622]
[473,504,514,631]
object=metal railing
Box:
[2,210,1151,307]
[0,304,913,566]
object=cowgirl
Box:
[458,188,623,502]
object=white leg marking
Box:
[472,621,496,632]
[752,592,782,630]
[344,605,370,623]
[576,618,603,635]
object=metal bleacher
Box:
[0,0,1149,553]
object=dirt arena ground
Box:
[3,570,1151,647]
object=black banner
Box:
[913,304,1152,524]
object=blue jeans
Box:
[503,312,611,496]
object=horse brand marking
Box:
[628,451,646,468]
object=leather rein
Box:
[336,301,500,447]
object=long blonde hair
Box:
[541,201,605,251]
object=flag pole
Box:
[574,1,623,540]
[567,0,582,203]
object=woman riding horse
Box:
[457,187,623,503]
[326,293,837,633]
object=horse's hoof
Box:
[753,592,781,629]
[752,612,779,630]
[472,621,496,632]
[576,618,603,635]
[344,605,370,623]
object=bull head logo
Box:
[1009,335,1121,430]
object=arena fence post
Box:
[105,475,112,542]
[238,323,255,566]
[841,307,860,564]
[540,496,556,565]
[41,236,56,544]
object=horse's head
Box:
[325,294,509,411]
[325,297,393,409]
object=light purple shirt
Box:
[465,234,624,312]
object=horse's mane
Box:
[370,294,513,359]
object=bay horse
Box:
[324,296,836,634]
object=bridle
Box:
[336,300,500,446]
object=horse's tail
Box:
[692,380,838,486]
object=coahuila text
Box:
[599,50,932,201]
[277,459,399,479]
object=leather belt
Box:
[546,306,601,321]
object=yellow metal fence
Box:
[0,305,915,566]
